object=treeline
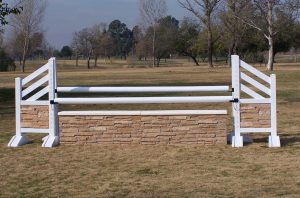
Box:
[57,0,300,70]
[61,16,300,69]
[1,0,300,72]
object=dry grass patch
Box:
[0,62,300,197]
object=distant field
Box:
[0,59,299,197]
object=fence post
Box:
[7,78,29,147]
[42,58,59,147]
[269,74,280,147]
[231,55,243,147]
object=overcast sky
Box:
[41,0,192,49]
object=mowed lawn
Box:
[0,61,300,197]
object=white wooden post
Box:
[15,78,22,137]
[8,78,29,147]
[42,58,59,147]
[269,74,280,147]
[231,55,243,147]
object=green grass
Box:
[0,60,299,197]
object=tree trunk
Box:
[21,36,29,72]
[191,56,199,66]
[76,55,79,67]
[207,16,213,68]
[267,0,274,71]
[94,55,98,68]
[152,26,156,67]
[156,58,160,67]
[267,37,274,71]
[87,56,91,69]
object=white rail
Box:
[22,63,49,86]
[57,86,230,93]
[54,96,233,105]
[240,60,271,83]
[58,110,228,116]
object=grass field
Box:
[0,59,300,197]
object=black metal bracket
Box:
[55,88,58,93]
[50,100,58,105]
[231,88,234,92]
[230,98,239,103]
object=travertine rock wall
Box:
[59,115,227,145]
[240,104,271,128]
[20,104,271,145]
[21,106,49,128]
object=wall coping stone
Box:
[58,110,228,116]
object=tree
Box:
[90,24,107,67]
[29,32,46,59]
[176,18,201,65]
[0,49,16,71]
[108,20,133,59]
[71,28,93,69]
[239,0,300,70]
[0,0,22,26]
[9,31,46,64]
[153,16,179,66]
[219,0,251,65]
[60,46,72,59]
[100,32,116,61]
[132,25,143,57]
[178,0,222,68]
[139,0,167,67]
[10,0,46,72]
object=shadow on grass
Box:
[280,136,300,147]
[252,135,300,147]
[0,88,14,103]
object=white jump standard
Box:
[8,55,281,148]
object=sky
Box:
[42,0,192,49]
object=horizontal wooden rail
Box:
[57,86,230,93]
[54,96,233,104]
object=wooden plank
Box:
[58,110,228,116]
[22,75,49,98]
[57,86,230,93]
[241,72,271,96]
[240,98,271,104]
[240,128,272,133]
[240,61,271,83]
[21,101,49,106]
[27,86,49,101]
[22,63,49,86]
[54,96,233,104]
[241,84,265,99]
[21,128,49,134]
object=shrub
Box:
[0,49,16,72]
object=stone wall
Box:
[21,106,49,128]
[59,114,227,145]
[240,104,271,128]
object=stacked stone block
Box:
[21,106,49,128]
[240,104,271,128]
[59,114,227,145]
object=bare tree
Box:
[238,0,300,70]
[100,33,116,62]
[90,24,106,67]
[10,0,46,72]
[178,0,222,68]
[71,28,94,69]
[139,0,167,67]
[220,0,251,66]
